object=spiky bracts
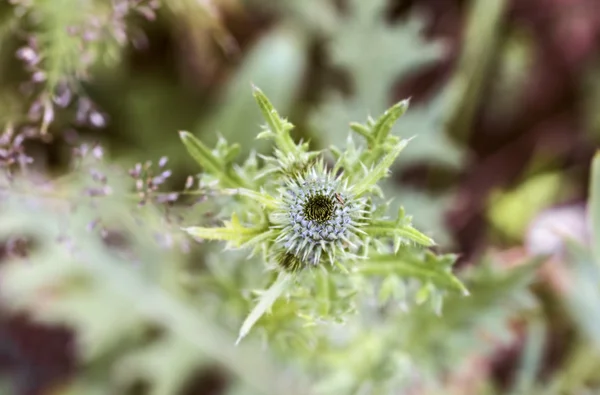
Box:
[271,162,366,270]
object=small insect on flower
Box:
[334,193,344,206]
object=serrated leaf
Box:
[309,0,465,246]
[183,213,270,248]
[351,139,409,197]
[237,272,292,345]
[252,85,298,155]
[357,252,467,295]
[310,0,448,155]
[370,99,410,147]
[348,122,371,140]
[223,187,278,209]
[179,131,246,188]
[363,206,435,247]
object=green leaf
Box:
[309,0,454,162]
[347,99,409,152]
[445,0,508,142]
[563,240,600,349]
[182,213,271,249]
[510,316,546,395]
[591,151,600,264]
[252,85,298,156]
[350,139,409,197]
[391,255,539,379]
[222,187,279,209]
[309,0,465,246]
[370,99,410,147]
[357,251,467,295]
[363,206,435,248]
[348,122,371,141]
[179,131,246,188]
[237,272,292,345]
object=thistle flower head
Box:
[271,161,366,268]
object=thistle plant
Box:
[181,86,467,345]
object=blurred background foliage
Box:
[0,0,600,394]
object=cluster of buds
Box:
[10,0,160,135]
[70,143,113,197]
[0,124,35,179]
[128,157,179,206]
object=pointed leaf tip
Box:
[236,273,291,345]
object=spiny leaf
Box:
[223,188,279,209]
[182,213,270,248]
[351,139,409,197]
[310,0,444,153]
[370,99,410,146]
[309,0,464,244]
[252,85,298,155]
[179,131,246,188]
[349,122,371,141]
[237,272,292,345]
[356,252,467,295]
[363,206,435,249]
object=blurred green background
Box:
[1,0,600,394]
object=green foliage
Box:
[591,152,600,263]
[561,153,600,349]
[180,131,248,189]
[444,0,508,141]
[306,0,464,245]
[310,0,455,162]
[0,166,305,395]
[192,26,308,159]
[303,255,539,394]
[524,152,600,395]
[7,1,599,394]
[400,256,539,376]
[181,87,466,348]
